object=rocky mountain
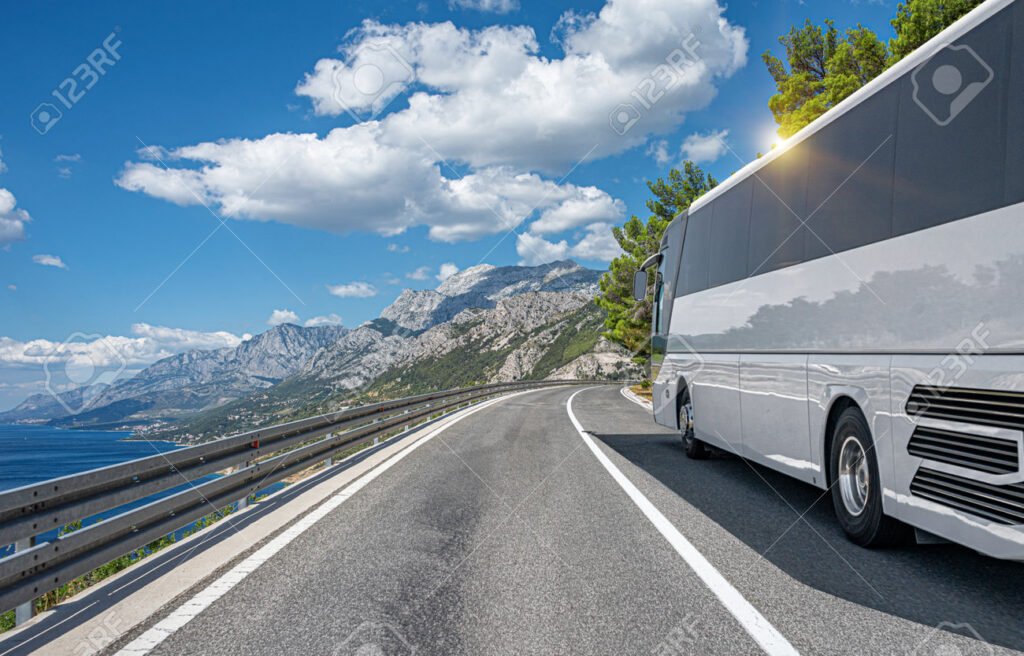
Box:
[0,324,347,428]
[380,261,601,330]
[4,261,638,441]
[150,287,641,444]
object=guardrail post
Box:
[322,432,334,469]
[15,536,36,625]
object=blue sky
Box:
[0,0,895,409]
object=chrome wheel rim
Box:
[838,435,869,517]
[680,400,694,435]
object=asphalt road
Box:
[105,386,1022,655]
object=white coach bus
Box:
[633,0,1024,559]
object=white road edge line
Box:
[114,391,531,656]
[619,386,652,410]
[566,388,800,656]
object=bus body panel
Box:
[806,356,894,492]
[738,354,815,485]
[888,355,1024,560]
[690,354,742,455]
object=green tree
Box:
[597,162,716,357]
[888,0,984,64]
[763,20,887,138]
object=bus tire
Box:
[829,407,911,547]
[680,392,711,460]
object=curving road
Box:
[24,386,1024,655]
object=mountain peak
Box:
[381,260,600,331]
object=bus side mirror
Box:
[632,270,647,301]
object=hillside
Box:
[144,264,639,443]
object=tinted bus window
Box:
[677,205,711,296]
[804,85,897,260]
[1007,0,1024,205]
[709,178,753,287]
[748,144,809,276]
[892,8,1010,236]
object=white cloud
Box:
[327,281,378,298]
[267,309,300,326]
[54,154,82,162]
[569,222,621,261]
[449,0,519,13]
[117,129,618,243]
[298,7,746,171]
[7,284,15,291]
[530,187,624,235]
[0,323,244,370]
[680,129,729,164]
[0,146,6,174]
[32,254,67,269]
[437,262,459,281]
[517,222,620,265]
[387,243,410,253]
[516,232,569,266]
[0,188,29,246]
[646,139,671,166]
[304,313,344,327]
[116,0,746,245]
[406,266,431,280]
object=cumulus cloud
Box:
[0,188,29,246]
[327,281,378,298]
[406,266,431,280]
[387,243,410,253]
[54,154,82,162]
[297,5,746,171]
[304,313,344,327]
[118,0,746,244]
[449,0,519,13]
[117,129,620,243]
[437,262,459,281]
[529,187,624,235]
[267,309,300,326]
[32,254,68,269]
[0,323,244,370]
[680,129,729,164]
[517,222,620,265]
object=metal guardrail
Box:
[0,379,610,621]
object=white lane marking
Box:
[114,392,528,656]
[619,386,652,410]
[566,388,800,656]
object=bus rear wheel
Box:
[828,407,911,547]
[680,394,711,459]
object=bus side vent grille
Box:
[907,426,1019,474]
[910,468,1024,525]
[905,386,1024,430]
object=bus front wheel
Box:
[680,393,711,460]
[828,407,911,547]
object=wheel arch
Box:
[822,394,862,488]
